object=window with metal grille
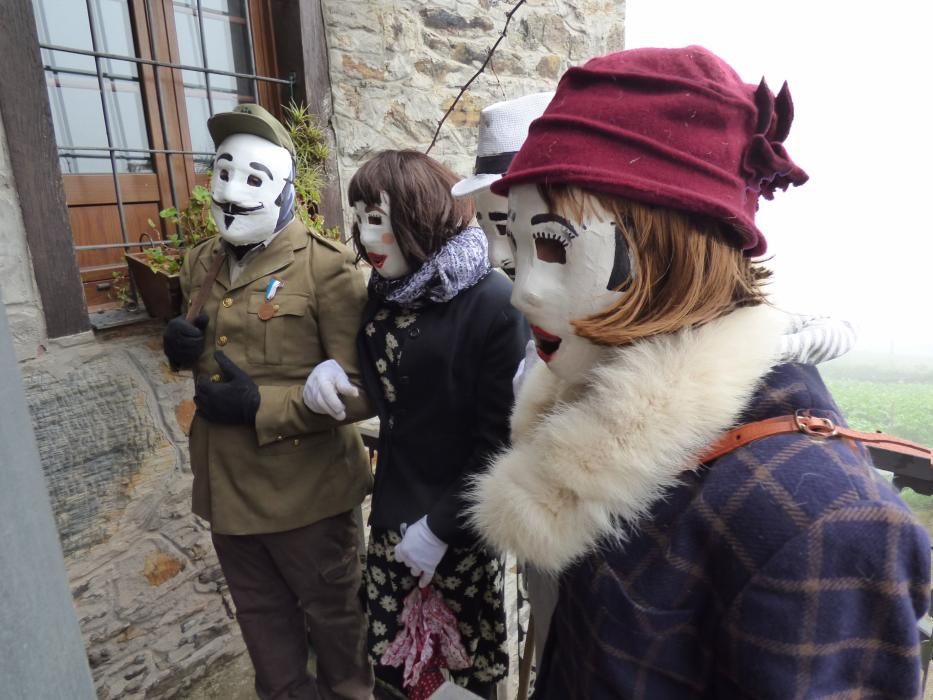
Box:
[32,0,293,315]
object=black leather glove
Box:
[194,351,260,425]
[163,313,208,370]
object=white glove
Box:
[302,359,358,420]
[394,516,448,588]
[512,338,540,398]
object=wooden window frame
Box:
[0,0,336,337]
[0,0,89,338]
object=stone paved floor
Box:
[21,320,252,698]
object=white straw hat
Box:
[452,91,555,198]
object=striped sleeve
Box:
[779,314,857,365]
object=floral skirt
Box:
[364,528,509,696]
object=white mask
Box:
[353,192,411,279]
[508,184,632,384]
[474,186,514,271]
[210,133,294,245]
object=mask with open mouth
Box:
[473,187,514,271]
[210,132,294,245]
[508,184,632,383]
[353,192,411,279]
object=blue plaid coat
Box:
[534,363,931,699]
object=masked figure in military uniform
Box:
[163,104,374,700]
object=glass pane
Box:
[183,92,213,172]
[46,61,153,174]
[104,76,155,173]
[204,2,254,93]
[32,0,96,73]
[89,0,138,79]
[186,92,242,173]
[173,0,257,172]
[35,0,154,174]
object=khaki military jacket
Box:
[179,218,373,535]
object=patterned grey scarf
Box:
[369,226,490,308]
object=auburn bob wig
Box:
[539,184,771,347]
[348,150,475,265]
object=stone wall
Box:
[18,325,252,699]
[322,0,625,229]
[0,110,46,360]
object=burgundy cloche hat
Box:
[491,45,808,256]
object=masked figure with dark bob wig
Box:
[469,46,931,699]
[303,150,527,697]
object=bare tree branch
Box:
[424,0,528,155]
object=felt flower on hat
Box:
[742,79,809,200]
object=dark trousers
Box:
[212,511,374,700]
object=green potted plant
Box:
[283,100,340,240]
[124,183,216,319]
[125,101,334,318]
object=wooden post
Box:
[0,303,96,697]
[0,0,90,338]
[270,0,346,237]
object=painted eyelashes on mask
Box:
[530,212,579,265]
[527,214,581,361]
[527,216,634,363]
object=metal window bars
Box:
[38,0,294,308]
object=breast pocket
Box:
[246,292,311,365]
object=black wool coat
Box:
[358,271,528,545]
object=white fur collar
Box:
[468,305,786,574]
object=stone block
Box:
[5,303,45,361]
[420,7,495,32]
[448,40,489,67]
[536,54,562,80]
[341,53,387,81]
[440,93,484,128]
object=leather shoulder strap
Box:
[185,248,226,322]
[700,411,933,467]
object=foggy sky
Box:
[626,0,933,357]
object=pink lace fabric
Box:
[380,586,471,690]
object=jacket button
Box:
[210,373,222,383]
[222,297,233,308]
[409,327,420,338]
[273,303,280,311]
[293,438,300,446]
[217,335,228,346]
[276,434,283,441]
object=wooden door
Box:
[33,0,282,311]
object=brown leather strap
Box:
[701,411,933,466]
[184,249,226,322]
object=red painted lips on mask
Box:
[368,253,387,269]
[530,324,562,362]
